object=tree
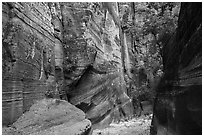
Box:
[116,2,180,101]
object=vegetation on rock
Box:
[2,2,202,135]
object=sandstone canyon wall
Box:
[2,2,133,128]
[2,2,56,125]
[150,2,202,135]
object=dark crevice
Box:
[89,109,111,125]
[76,102,95,113]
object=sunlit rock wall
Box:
[2,2,134,128]
[2,2,56,125]
[60,3,133,129]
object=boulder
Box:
[2,98,92,135]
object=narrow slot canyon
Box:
[2,2,202,135]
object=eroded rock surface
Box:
[2,98,92,135]
[2,2,133,130]
[151,3,202,135]
[56,3,134,128]
[2,2,55,125]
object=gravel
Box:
[92,114,152,135]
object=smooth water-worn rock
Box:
[2,98,92,135]
[151,2,202,135]
[2,2,134,129]
[2,2,55,125]
[59,3,134,128]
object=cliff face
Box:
[54,3,133,128]
[151,3,202,135]
[2,2,133,129]
[2,2,56,125]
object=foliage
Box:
[61,2,180,100]
[115,2,180,101]
[123,2,180,74]
[84,2,180,98]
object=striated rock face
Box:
[2,2,56,125]
[151,3,202,135]
[2,98,92,135]
[59,3,133,128]
[2,2,133,129]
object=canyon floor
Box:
[92,114,152,135]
